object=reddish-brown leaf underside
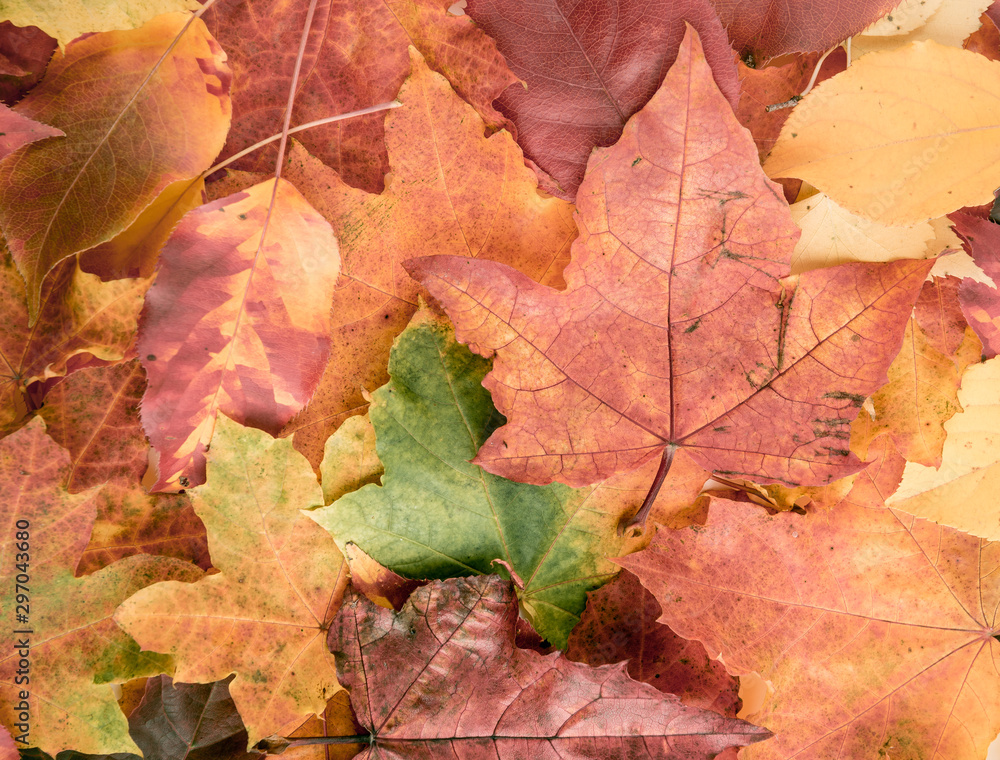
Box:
[619,490,1000,760]
[408,27,931,492]
[709,0,904,59]
[566,569,742,718]
[0,21,56,106]
[328,575,771,758]
[138,178,340,491]
[465,0,739,200]
[914,275,969,358]
[202,0,517,193]
[950,212,1000,358]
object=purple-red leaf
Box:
[465,3,739,199]
[328,575,771,759]
[710,0,904,59]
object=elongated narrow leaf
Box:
[329,575,771,759]
[0,103,61,159]
[0,13,231,319]
[139,178,340,491]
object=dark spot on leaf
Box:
[146,354,156,361]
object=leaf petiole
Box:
[619,444,677,536]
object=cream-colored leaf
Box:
[860,0,944,37]
[854,0,990,55]
[886,357,1000,539]
[765,42,1000,225]
[930,249,995,285]
[789,191,933,274]
[0,0,200,48]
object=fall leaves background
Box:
[1,0,1000,758]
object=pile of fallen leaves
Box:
[1,0,999,758]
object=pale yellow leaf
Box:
[886,357,1000,540]
[854,0,990,55]
[765,42,1000,225]
[0,1,200,48]
[789,191,933,274]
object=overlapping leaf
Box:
[329,575,771,759]
[951,212,1000,357]
[138,178,340,491]
[709,0,902,58]
[620,482,1000,759]
[129,676,262,760]
[38,361,146,492]
[309,310,709,647]
[464,1,739,199]
[279,50,575,469]
[0,13,231,318]
[203,0,517,193]
[0,245,148,440]
[76,485,210,576]
[115,416,349,747]
[765,42,1000,225]
[887,357,1000,539]
[566,569,741,717]
[408,27,930,491]
[0,0,200,48]
[0,419,202,756]
[0,21,56,105]
[0,103,60,159]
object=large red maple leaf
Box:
[407,26,931,527]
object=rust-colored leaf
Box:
[566,569,741,718]
[0,418,202,756]
[710,0,904,59]
[735,50,844,162]
[0,13,231,319]
[465,0,739,200]
[0,245,148,440]
[139,178,340,491]
[0,103,60,159]
[620,487,1000,760]
[329,575,771,758]
[203,0,517,193]
[76,484,210,576]
[38,360,146,492]
[408,27,930,495]
[279,50,575,470]
[115,416,349,747]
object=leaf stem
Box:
[619,445,676,536]
[202,101,401,178]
